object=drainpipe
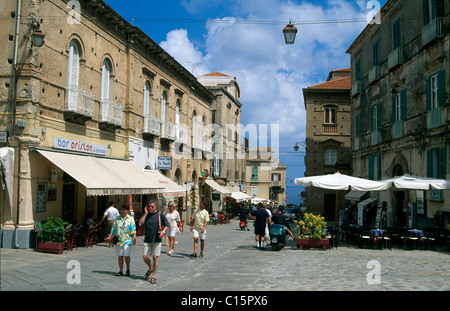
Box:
[12,0,22,248]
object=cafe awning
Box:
[345,190,367,201]
[143,170,186,198]
[205,179,231,196]
[36,148,164,196]
[231,191,251,202]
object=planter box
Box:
[297,238,329,250]
[37,241,64,254]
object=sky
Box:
[104,0,387,204]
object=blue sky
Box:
[104,0,387,204]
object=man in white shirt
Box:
[190,202,209,258]
[100,201,119,241]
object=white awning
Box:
[345,190,367,201]
[143,170,186,197]
[231,191,251,202]
[36,148,164,196]
[205,179,231,196]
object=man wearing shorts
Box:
[139,200,169,284]
[250,203,271,250]
[190,202,209,258]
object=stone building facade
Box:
[346,0,449,228]
[302,68,352,219]
[0,0,227,248]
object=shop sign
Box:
[0,131,8,143]
[53,137,108,155]
[158,156,172,170]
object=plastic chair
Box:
[65,224,78,251]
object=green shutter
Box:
[370,106,374,131]
[426,76,431,111]
[400,90,407,120]
[377,155,382,180]
[423,0,430,25]
[438,147,446,179]
[427,149,432,177]
[369,156,374,180]
[377,103,381,128]
[392,97,396,122]
[437,70,446,107]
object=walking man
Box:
[190,202,209,258]
[250,203,271,250]
[99,201,119,244]
[139,200,169,284]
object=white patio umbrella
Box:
[251,197,268,204]
[379,174,450,190]
[379,174,450,228]
[295,172,390,228]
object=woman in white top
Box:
[164,202,180,255]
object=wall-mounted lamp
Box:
[51,170,59,182]
[31,29,46,47]
[283,20,298,44]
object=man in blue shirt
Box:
[250,203,271,250]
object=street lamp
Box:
[293,141,305,151]
[283,20,298,44]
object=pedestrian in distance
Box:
[271,206,295,240]
[139,200,169,284]
[99,201,119,245]
[240,206,250,231]
[165,201,181,256]
[250,203,271,250]
[105,204,136,276]
[264,203,273,245]
[190,201,209,258]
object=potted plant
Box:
[37,216,68,254]
[294,213,329,250]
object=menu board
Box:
[36,183,47,212]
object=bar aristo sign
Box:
[53,136,108,155]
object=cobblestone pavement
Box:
[1,219,449,292]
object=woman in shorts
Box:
[105,204,136,276]
[165,202,181,255]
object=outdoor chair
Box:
[65,224,78,251]
[358,230,372,249]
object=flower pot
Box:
[37,241,64,254]
[296,238,329,250]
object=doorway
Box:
[62,184,75,223]
[324,193,336,221]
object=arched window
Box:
[175,99,180,139]
[161,91,168,135]
[324,106,336,124]
[143,81,152,132]
[192,110,197,147]
[101,59,111,118]
[67,40,80,109]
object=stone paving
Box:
[1,219,449,291]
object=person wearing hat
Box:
[105,204,136,276]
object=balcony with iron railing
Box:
[143,115,161,137]
[99,99,123,128]
[160,121,176,141]
[388,47,402,71]
[368,65,379,84]
[422,18,443,47]
[351,81,360,97]
[65,85,95,121]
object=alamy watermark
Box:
[367,1,381,25]
[366,260,381,285]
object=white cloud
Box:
[159,0,371,150]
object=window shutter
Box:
[369,156,374,180]
[423,0,430,25]
[370,106,374,131]
[400,90,407,120]
[377,155,381,180]
[376,103,381,129]
[392,96,396,122]
[426,76,431,111]
[438,147,446,179]
[437,70,446,107]
[426,149,432,177]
